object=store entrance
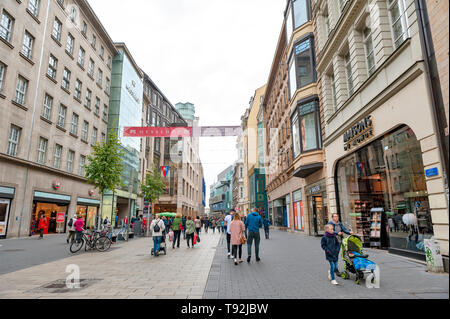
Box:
[31,202,68,235]
[312,196,326,236]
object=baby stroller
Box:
[151,233,167,256]
[341,235,377,285]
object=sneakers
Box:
[331,280,339,285]
[227,253,231,259]
[328,270,332,281]
[234,258,238,266]
[239,259,243,263]
[247,256,251,263]
[256,257,261,262]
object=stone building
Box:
[0,0,115,238]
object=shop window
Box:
[336,126,433,254]
[388,0,409,49]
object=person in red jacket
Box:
[74,214,85,243]
[37,211,48,239]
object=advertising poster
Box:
[293,203,298,230]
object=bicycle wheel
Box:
[95,236,112,252]
[70,238,84,253]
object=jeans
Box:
[186,233,194,247]
[226,233,231,253]
[182,228,186,239]
[173,230,181,248]
[67,231,76,243]
[247,232,261,258]
[153,236,162,253]
[232,244,242,259]
[75,231,83,243]
[264,227,270,239]
[329,261,338,280]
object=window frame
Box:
[28,0,40,17]
[7,125,21,157]
[67,150,74,173]
[62,68,71,90]
[52,17,62,42]
[37,137,48,164]
[66,33,74,55]
[387,0,409,49]
[14,76,28,106]
[0,62,5,92]
[57,104,67,128]
[344,52,353,96]
[47,54,58,80]
[21,31,34,59]
[42,93,53,120]
[53,144,62,169]
[71,113,79,135]
[0,10,14,43]
[363,27,376,76]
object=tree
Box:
[140,165,166,207]
[84,132,124,229]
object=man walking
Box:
[224,210,234,258]
[66,213,77,243]
[263,215,271,239]
[245,208,263,263]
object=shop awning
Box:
[34,191,71,204]
[293,162,324,178]
[77,197,101,206]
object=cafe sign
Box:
[344,115,373,151]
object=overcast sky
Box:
[89,0,287,206]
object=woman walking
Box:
[211,218,217,234]
[185,216,196,248]
[194,216,202,240]
[150,214,165,256]
[230,213,245,265]
[172,213,183,249]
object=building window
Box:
[330,73,337,112]
[292,99,321,154]
[66,33,74,55]
[57,0,64,8]
[388,0,409,48]
[103,105,108,121]
[81,21,87,36]
[288,37,316,99]
[0,11,14,43]
[94,97,100,115]
[107,56,111,68]
[363,27,375,75]
[81,121,89,141]
[53,144,62,169]
[74,79,82,100]
[7,125,20,157]
[100,46,104,59]
[71,113,78,135]
[67,150,74,173]
[344,52,353,96]
[28,0,40,17]
[78,47,85,67]
[14,76,28,106]
[97,69,103,86]
[57,104,66,128]
[91,34,96,49]
[92,127,98,145]
[79,155,86,176]
[292,0,310,29]
[338,0,347,13]
[37,137,48,164]
[47,54,58,80]
[42,94,53,120]
[0,62,5,92]
[52,18,62,42]
[88,59,94,77]
[21,31,34,59]
[85,89,92,108]
[324,10,330,37]
[69,6,77,22]
[62,68,71,90]
[105,77,110,94]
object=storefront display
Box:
[0,199,11,238]
[292,189,304,231]
[31,202,68,235]
[336,125,434,255]
[306,181,327,236]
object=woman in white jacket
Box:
[150,214,165,256]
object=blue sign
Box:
[425,167,438,178]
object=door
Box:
[312,196,325,236]
[0,199,11,238]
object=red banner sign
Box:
[56,212,65,223]
[123,127,192,137]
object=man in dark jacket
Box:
[245,208,263,263]
[321,224,340,285]
[263,216,271,239]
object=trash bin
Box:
[424,238,444,273]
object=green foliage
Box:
[140,165,166,203]
[85,132,125,195]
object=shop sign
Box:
[56,212,65,223]
[308,185,321,195]
[88,189,95,196]
[53,180,61,190]
[425,167,438,178]
[343,115,373,151]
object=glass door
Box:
[0,199,11,238]
[313,196,325,236]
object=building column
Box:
[370,0,394,67]
[332,53,348,108]
[348,27,368,89]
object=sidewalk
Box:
[0,231,221,299]
[203,230,449,299]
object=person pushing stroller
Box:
[321,224,341,285]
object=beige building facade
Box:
[313,0,448,263]
[0,0,115,238]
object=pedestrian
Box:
[74,214,85,243]
[224,210,234,258]
[150,214,165,256]
[230,213,245,265]
[245,208,263,263]
[211,218,217,234]
[37,211,48,239]
[194,216,202,240]
[172,213,183,249]
[205,217,209,233]
[263,216,271,239]
[182,215,187,239]
[115,214,119,228]
[66,213,77,243]
[321,224,341,285]
[221,218,225,234]
[162,216,168,236]
[185,216,196,248]
[327,213,353,275]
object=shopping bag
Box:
[168,231,174,242]
[193,234,197,245]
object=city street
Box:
[0,230,447,299]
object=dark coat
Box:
[321,233,341,262]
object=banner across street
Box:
[123,126,242,137]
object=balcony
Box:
[292,149,325,178]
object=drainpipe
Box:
[414,0,449,206]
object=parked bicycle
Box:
[115,224,129,241]
[70,229,112,253]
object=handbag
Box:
[240,235,246,245]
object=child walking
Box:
[321,224,341,285]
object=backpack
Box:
[68,218,73,227]
[153,220,161,233]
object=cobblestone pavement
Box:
[0,231,221,299]
[203,230,449,299]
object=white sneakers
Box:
[328,270,332,281]
[331,280,339,285]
